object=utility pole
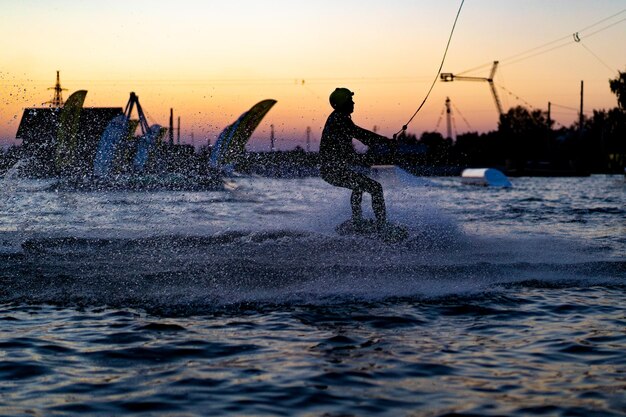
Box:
[445,97,452,140]
[546,101,553,157]
[177,116,180,145]
[169,108,174,145]
[306,126,311,152]
[547,101,551,129]
[270,124,275,152]
[579,80,584,132]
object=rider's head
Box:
[329,88,354,113]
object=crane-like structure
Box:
[440,61,503,116]
[123,92,150,135]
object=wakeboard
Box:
[336,219,409,242]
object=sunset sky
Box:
[1,0,625,150]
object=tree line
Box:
[377,70,626,175]
[2,71,625,177]
[387,103,624,176]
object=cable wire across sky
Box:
[457,7,626,75]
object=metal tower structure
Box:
[440,61,504,116]
[46,70,67,107]
[445,97,452,140]
[123,92,150,135]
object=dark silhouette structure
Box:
[16,107,123,177]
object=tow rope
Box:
[394,0,466,139]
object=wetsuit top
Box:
[319,110,387,170]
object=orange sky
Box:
[1,0,624,150]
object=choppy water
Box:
[1,173,625,416]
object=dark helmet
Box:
[329,87,354,110]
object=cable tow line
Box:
[394,0,465,139]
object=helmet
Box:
[329,88,354,110]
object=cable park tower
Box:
[440,61,504,117]
[434,96,472,141]
[46,70,67,108]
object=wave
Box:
[568,207,625,215]
[1,230,623,314]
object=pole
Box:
[177,116,180,145]
[579,81,584,132]
[546,101,553,159]
[270,124,275,152]
[547,101,551,129]
[169,108,174,145]
[445,97,452,140]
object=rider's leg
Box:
[350,190,363,222]
[321,167,386,224]
[351,175,386,225]
[369,182,387,225]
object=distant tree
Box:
[454,132,482,166]
[418,131,452,166]
[497,106,552,171]
[396,131,418,146]
[609,70,626,110]
[499,106,549,138]
[580,108,626,173]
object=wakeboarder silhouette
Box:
[319,87,396,230]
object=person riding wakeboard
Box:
[319,87,395,228]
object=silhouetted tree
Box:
[418,131,452,166]
[609,70,626,110]
[581,108,626,173]
[396,131,419,146]
[455,132,485,166]
[498,106,551,171]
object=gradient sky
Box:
[1,0,625,150]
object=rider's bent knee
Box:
[370,181,383,196]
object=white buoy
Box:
[461,168,511,188]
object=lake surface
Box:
[1,173,625,416]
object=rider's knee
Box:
[370,181,383,196]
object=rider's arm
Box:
[351,123,390,147]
